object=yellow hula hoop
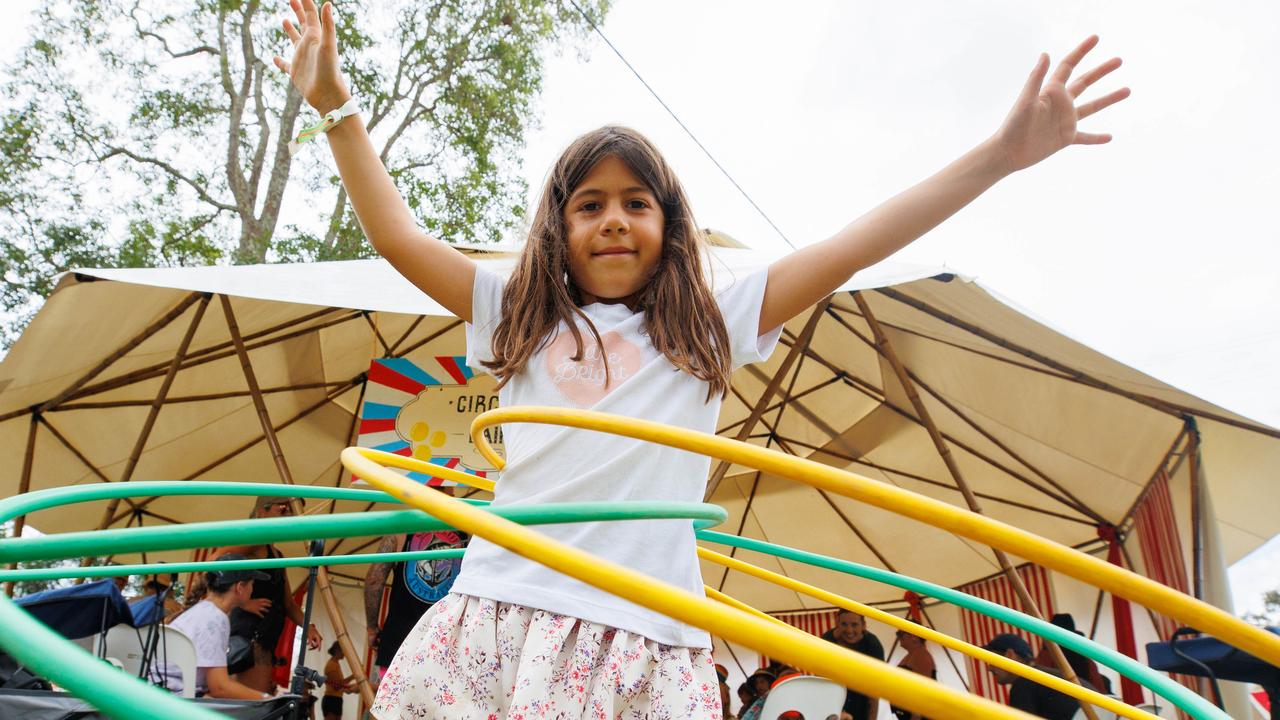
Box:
[340,448,1037,720]
[698,547,1158,720]
[468,406,1280,669]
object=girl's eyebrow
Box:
[569,185,654,201]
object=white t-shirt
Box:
[452,265,780,647]
[157,599,229,695]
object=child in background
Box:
[273,1,1127,716]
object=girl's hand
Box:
[272,0,351,114]
[993,35,1130,175]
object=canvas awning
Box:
[1,246,1276,615]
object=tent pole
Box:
[3,414,40,597]
[361,312,391,355]
[105,380,363,525]
[386,315,424,356]
[778,434,1092,524]
[816,490,973,691]
[747,342,1090,517]
[74,295,210,578]
[1087,588,1105,640]
[829,299,1077,381]
[774,331,887,399]
[713,469,761,592]
[1187,421,1204,600]
[38,292,205,414]
[37,415,111,483]
[391,319,463,359]
[853,292,1100,720]
[1116,426,1190,532]
[705,299,829,501]
[219,294,376,708]
[717,376,842,435]
[874,287,1280,441]
[826,303,1106,523]
[55,379,350,410]
[325,380,368,517]
[67,309,363,403]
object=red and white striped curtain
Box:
[957,565,1057,704]
[1133,471,1202,718]
[761,609,842,667]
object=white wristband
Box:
[289,97,363,156]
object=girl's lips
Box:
[593,247,635,256]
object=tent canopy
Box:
[2,246,1277,613]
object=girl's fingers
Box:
[1017,53,1050,105]
[272,56,291,73]
[321,1,335,42]
[283,18,302,44]
[1050,35,1099,86]
[1073,131,1112,145]
[1068,57,1122,98]
[302,0,321,27]
[1076,87,1131,120]
[289,0,306,30]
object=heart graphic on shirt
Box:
[544,330,642,407]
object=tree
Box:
[0,0,610,345]
[1245,588,1280,627]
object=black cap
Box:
[982,633,1033,659]
[209,553,271,585]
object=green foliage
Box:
[1244,588,1280,627]
[0,0,611,345]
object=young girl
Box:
[274,1,1127,716]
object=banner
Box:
[355,357,503,487]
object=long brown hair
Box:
[485,126,732,399]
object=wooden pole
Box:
[106,379,362,525]
[776,435,1092,525]
[1116,426,1190,532]
[386,315,424,356]
[1187,420,1204,601]
[220,294,375,707]
[390,319,463,359]
[361,312,391,356]
[825,306,1105,523]
[89,295,210,547]
[55,380,349,410]
[852,292,1100,720]
[3,414,40,597]
[66,309,363,403]
[37,415,111,483]
[874,287,1280,441]
[745,351,1089,519]
[705,300,829,501]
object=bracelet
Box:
[288,97,362,156]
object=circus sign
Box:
[354,357,502,487]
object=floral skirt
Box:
[371,593,722,719]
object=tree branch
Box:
[128,3,217,59]
[97,146,237,213]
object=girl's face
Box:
[563,154,664,309]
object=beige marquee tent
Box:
[2,245,1277,716]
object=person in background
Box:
[363,493,468,682]
[155,555,274,700]
[740,669,775,720]
[737,682,759,720]
[1033,614,1110,694]
[321,641,356,720]
[213,496,323,693]
[890,627,936,720]
[984,633,1093,720]
[821,611,885,720]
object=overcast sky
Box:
[3,1,1276,613]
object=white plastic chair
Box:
[95,624,199,698]
[759,674,847,720]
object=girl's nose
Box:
[601,205,629,234]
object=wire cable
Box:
[564,0,797,250]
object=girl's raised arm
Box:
[274,0,477,322]
[760,35,1129,335]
